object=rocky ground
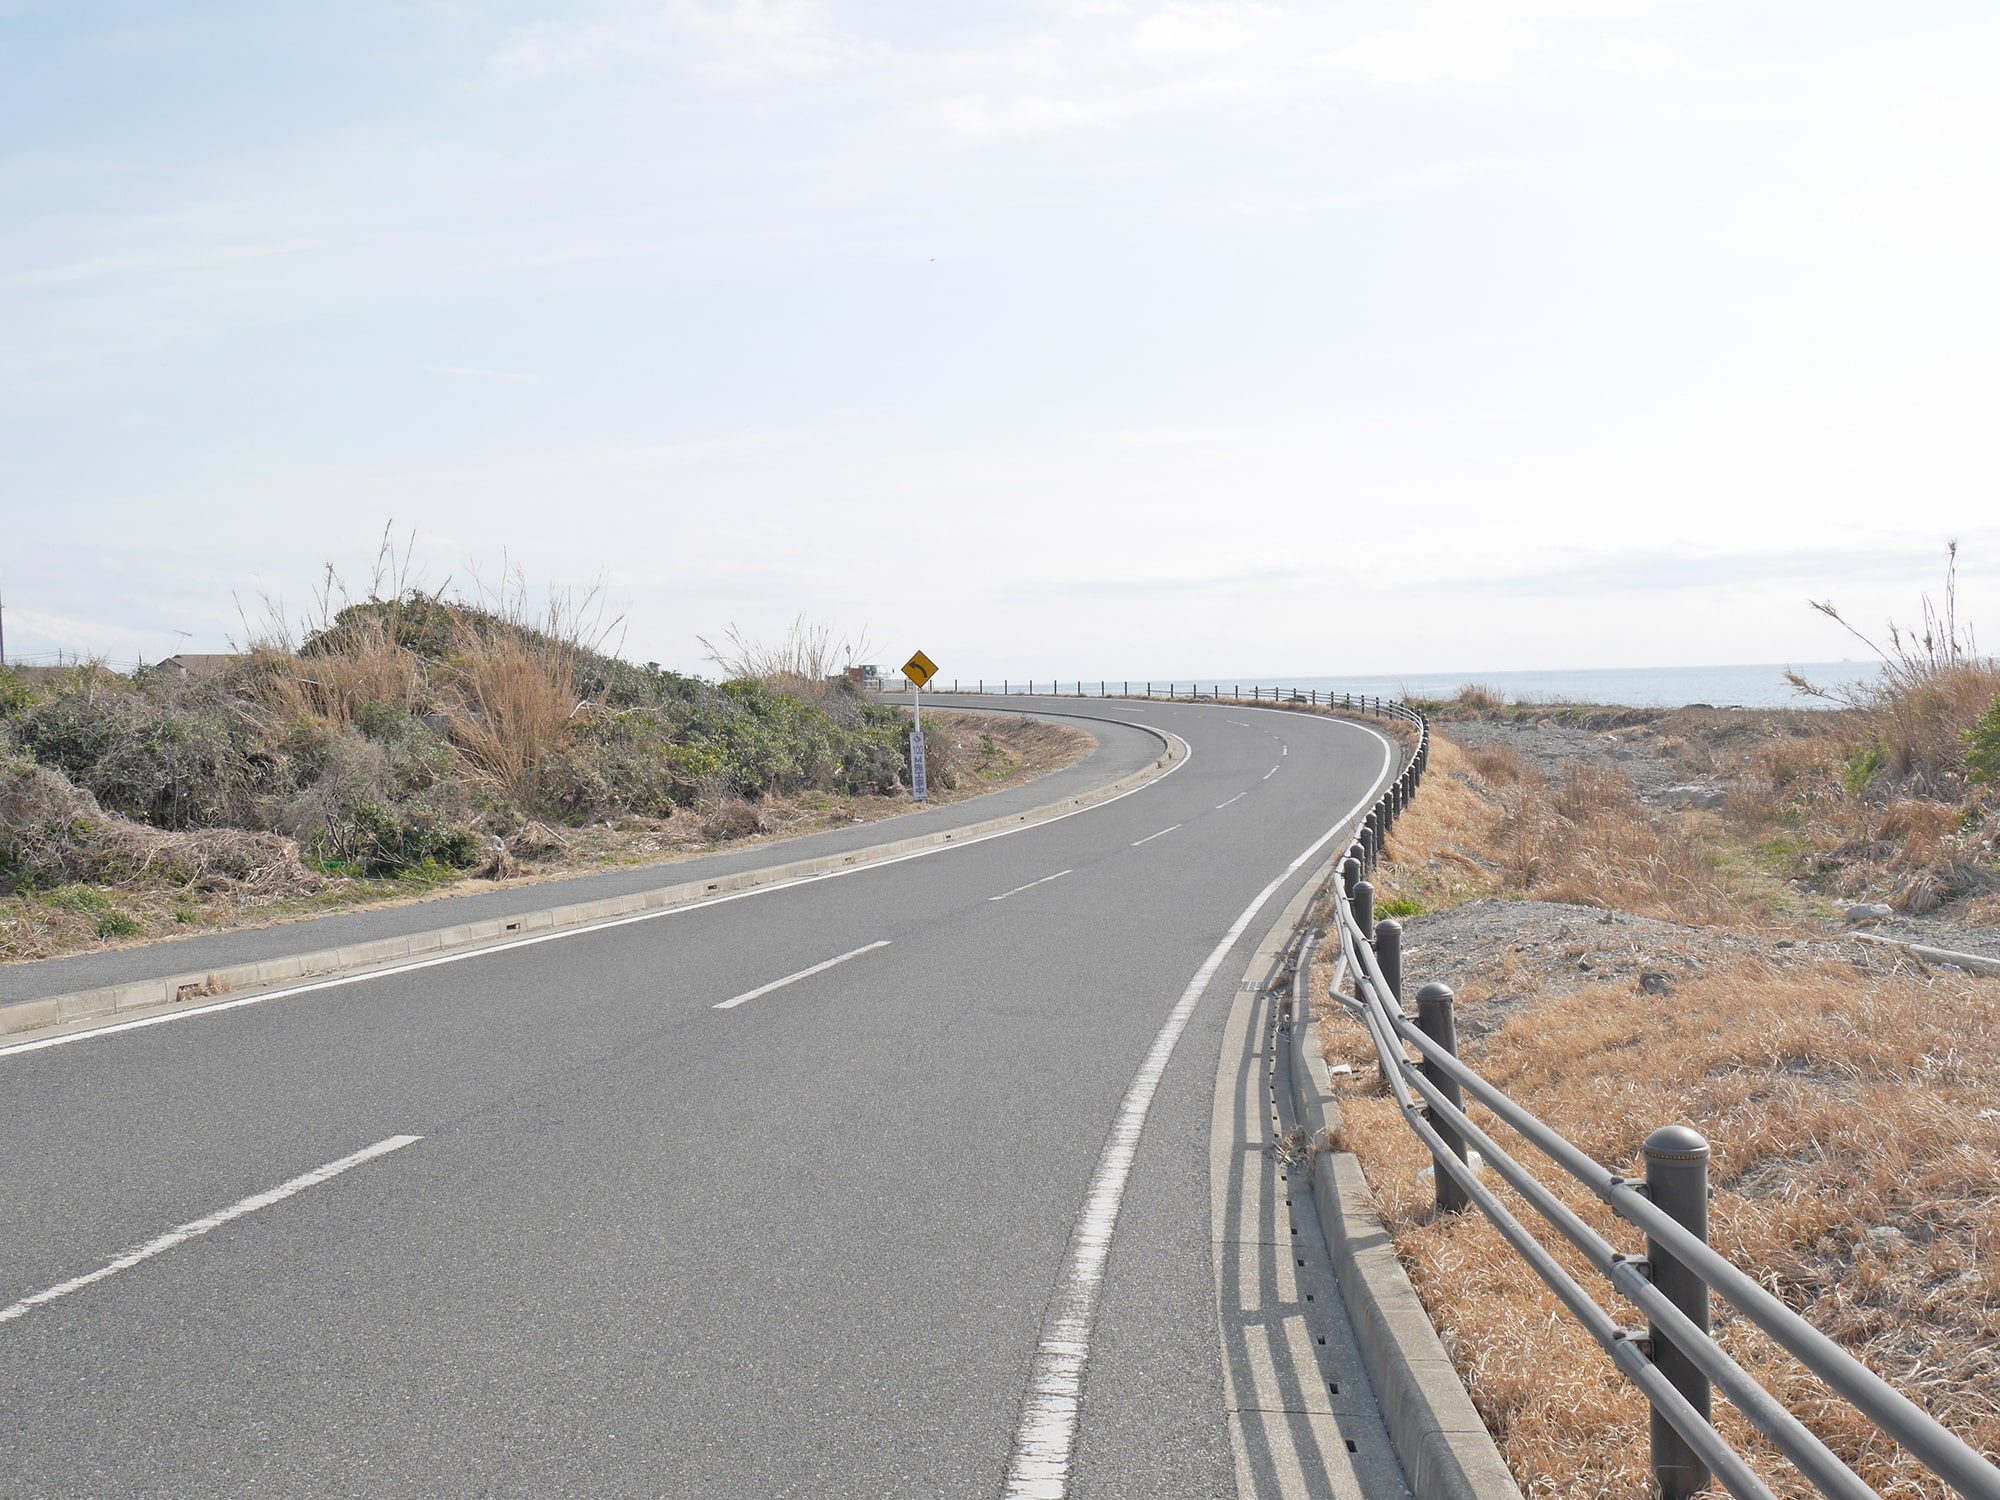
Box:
[1430,711,2000,960]
[1389,896,1971,1051]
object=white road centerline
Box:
[712,940,891,1010]
[0,1134,421,1328]
[1263,765,1279,780]
[1130,825,1181,847]
[990,870,1072,902]
[1215,792,1246,809]
[1001,724,1396,1499]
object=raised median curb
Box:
[0,721,1185,1043]
[1287,914,1523,1500]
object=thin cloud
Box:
[420,364,541,386]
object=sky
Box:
[4,1,1998,680]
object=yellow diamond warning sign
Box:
[902,650,938,688]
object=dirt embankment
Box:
[1316,717,2000,1500]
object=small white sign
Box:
[910,729,928,801]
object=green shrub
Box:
[334,800,480,876]
[40,883,113,913]
[354,700,414,743]
[17,690,267,828]
[95,910,142,939]
[1841,744,1888,795]
[1966,694,2000,786]
[0,668,37,715]
[1377,897,1424,919]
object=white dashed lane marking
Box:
[0,1135,422,1328]
[714,941,892,1009]
[990,870,1073,903]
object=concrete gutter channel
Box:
[1282,908,1522,1500]
[1213,704,1519,1500]
[1,717,1184,1042]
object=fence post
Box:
[1374,918,1402,1010]
[1341,854,1363,898]
[1352,879,1375,942]
[1646,1127,1713,1500]
[1415,983,1469,1214]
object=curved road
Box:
[0,696,1396,1498]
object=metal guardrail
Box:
[1319,708,2000,1500]
[868,678,1400,714]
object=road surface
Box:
[0,695,1400,1498]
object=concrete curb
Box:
[0,723,1185,1042]
[1288,939,1523,1500]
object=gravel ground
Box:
[1385,897,1969,1047]
[1440,716,1729,810]
[1434,713,2000,962]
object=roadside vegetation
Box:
[0,555,1086,965]
[1317,558,2000,1500]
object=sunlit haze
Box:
[6,2,1997,678]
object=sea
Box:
[945,663,1877,709]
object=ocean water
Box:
[937,663,1876,709]
[1270,662,1874,710]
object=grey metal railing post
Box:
[1646,1126,1713,1500]
[1373,918,1402,1009]
[1352,880,1375,943]
[1340,854,1363,899]
[1415,983,1469,1214]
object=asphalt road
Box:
[0,696,1395,1499]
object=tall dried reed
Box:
[697,615,871,699]
[1791,542,2000,796]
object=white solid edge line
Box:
[1263,765,1278,780]
[0,1134,422,1327]
[1,734,1191,1062]
[1215,792,1246,809]
[989,870,1073,903]
[1001,719,1394,1500]
[1130,825,1181,847]
[713,940,891,1010]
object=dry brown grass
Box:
[1498,759,1748,925]
[1793,544,2000,798]
[236,623,423,727]
[1372,736,1751,925]
[1319,949,2000,1500]
[1364,735,1504,913]
[438,623,588,807]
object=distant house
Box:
[160,654,238,679]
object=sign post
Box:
[902,650,938,801]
